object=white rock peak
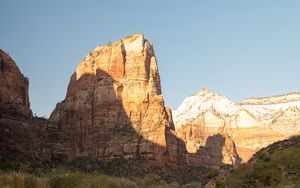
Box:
[173,88,300,130]
[173,88,239,129]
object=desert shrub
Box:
[143,174,165,184]
[138,174,167,187]
[79,175,137,188]
[0,153,218,187]
[0,170,205,188]
[179,182,201,188]
[0,172,49,188]
[49,172,85,188]
[66,156,102,172]
[49,171,138,188]
[222,141,300,188]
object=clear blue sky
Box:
[1,1,300,117]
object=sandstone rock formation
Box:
[173,88,300,165]
[0,50,46,160]
[0,50,30,118]
[49,34,179,162]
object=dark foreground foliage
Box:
[66,156,218,184]
[216,136,300,188]
[0,152,218,188]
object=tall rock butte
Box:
[49,34,179,162]
[173,88,300,166]
[0,50,46,159]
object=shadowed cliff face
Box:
[0,50,47,160]
[48,69,168,161]
[48,68,228,167]
[196,134,241,167]
[175,118,242,168]
[197,134,226,167]
[48,34,179,163]
[0,50,31,118]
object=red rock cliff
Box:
[0,50,30,118]
[0,50,46,159]
[49,34,178,162]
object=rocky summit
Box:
[173,88,300,165]
[48,33,179,163]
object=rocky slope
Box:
[173,88,300,164]
[49,34,179,163]
[0,50,47,160]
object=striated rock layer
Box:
[173,88,300,165]
[0,50,47,160]
[49,34,179,162]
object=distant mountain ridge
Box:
[173,88,300,164]
[242,92,300,105]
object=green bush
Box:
[222,140,300,188]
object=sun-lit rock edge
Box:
[48,33,179,163]
[173,88,300,164]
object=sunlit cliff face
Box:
[75,33,150,80]
[173,88,300,163]
[71,33,163,129]
[49,34,177,161]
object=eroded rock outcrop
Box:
[173,88,300,165]
[49,34,179,162]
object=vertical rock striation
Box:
[49,34,178,162]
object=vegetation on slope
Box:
[2,136,300,188]
[0,152,218,188]
[0,170,211,188]
[216,136,300,188]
